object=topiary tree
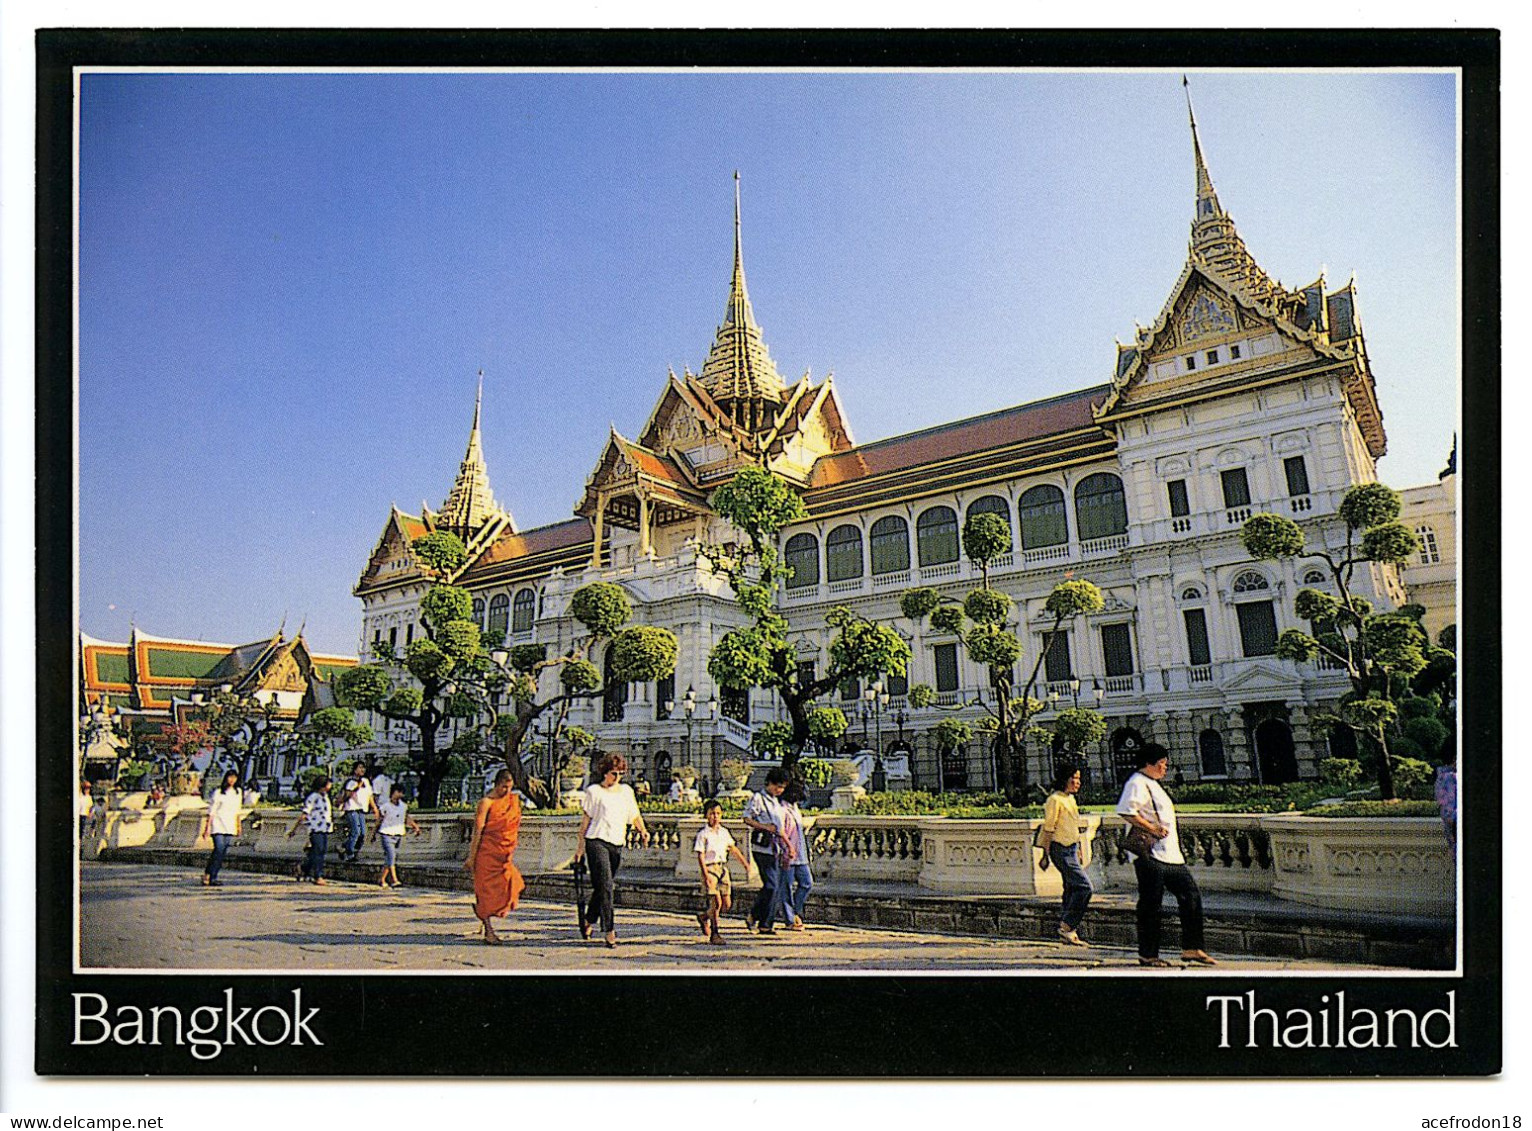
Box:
[901,523,1105,801]
[1241,482,1428,800]
[702,466,911,772]
[335,529,676,808]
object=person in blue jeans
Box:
[201,770,243,887]
[287,776,335,885]
[769,777,814,930]
[1036,765,1092,946]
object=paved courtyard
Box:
[79,862,1383,972]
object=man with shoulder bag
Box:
[1116,743,1217,968]
[741,768,788,935]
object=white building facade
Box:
[354,106,1406,793]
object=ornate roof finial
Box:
[439,370,505,532]
[698,172,786,406]
[1184,75,1221,217]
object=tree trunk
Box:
[1374,724,1397,801]
[417,720,444,808]
[500,716,556,810]
[781,694,811,773]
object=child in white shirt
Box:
[693,799,750,945]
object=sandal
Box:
[579,921,592,941]
[1138,956,1173,968]
[604,935,619,950]
[1181,950,1219,966]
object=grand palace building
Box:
[352,100,1447,793]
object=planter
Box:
[169,770,202,797]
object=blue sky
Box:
[77,70,1459,656]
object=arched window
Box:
[1302,569,1328,586]
[1074,473,1128,541]
[784,533,820,590]
[487,594,510,635]
[512,588,536,634]
[1233,570,1270,593]
[1180,586,1205,602]
[916,506,960,567]
[1018,485,1068,549]
[1199,729,1227,777]
[965,495,1013,551]
[471,598,485,629]
[825,524,865,582]
[869,515,911,575]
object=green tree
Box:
[702,466,911,771]
[901,520,1105,801]
[1241,482,1428,800]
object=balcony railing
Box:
[1189,665,1213,684]
[827,577,865,595]
[1226,506,1253,525]
[1290,494,1313,513]
[918,562,962,581]
[1021,544,1070,566]
[1080,534,1130,558]
[1102,674,1136,694]
[871,570,910,589]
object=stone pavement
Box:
[79,862,1385,972]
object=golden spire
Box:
[1181,77,1282,307]
[698,172,786,408]
[439,369,503,531]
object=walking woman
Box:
[464,768,526,945]
[1036,765,1092,945]
[770,777,814,930]
[286,775,333,885]
[573,752,650,949]
[201,770,243,887]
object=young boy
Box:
[371,784,423,888]
[694,799,750,945]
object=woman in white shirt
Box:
[573,752,650,948]
[1115,743,1216,967]
[200,770,243,887]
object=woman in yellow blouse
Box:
[1036,765,1093,946]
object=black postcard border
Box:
[36,28,1502,1078]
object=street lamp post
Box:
[861,680,888,791]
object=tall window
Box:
[1183,608,1212,666]
[916,506,960,566]
[721,686,749,725]
[1042,631,1073,683]
[796,660,816,688]
[471,599,485,629]
[1074,473,1128,540]
[512,588,536,634]
[825,524,865,582]
[487,594,510,635]
[1018,485,1068,549]
[869,515,911,575]
[964,496,1013,551]
[655,673,674,721]
[1417,525,1441,564]
[1167,479,1190,517]
[884,670,909,697]
[1283,455,1311,497]
[839,676,861,701]
[405,623,414,646]
[784,533,820,589]
[388,626,398,651]
[1100,623,1134,677]
[1220,468,1251,508]
[1236,601,1279,657]
[1199,729,1228,777]
[933,643,960,693]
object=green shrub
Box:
[1318,758,1364,788]
[797,758,833,788]
[1306,800,1441,818]
[851,790,1038,819]
[1391,756,1435,800]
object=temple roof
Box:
[696,173,788,405]
[438,373,511,533]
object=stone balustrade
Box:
[90,798,1454,919]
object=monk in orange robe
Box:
[464,768,526,945]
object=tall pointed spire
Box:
[1181,77,1282,306]
[698,172,786,409]
[439,369,504,532]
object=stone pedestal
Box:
[829,784,866,810]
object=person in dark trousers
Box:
[742,767,789,935]
[573,752,650,948]
[1116,743,1217,968]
